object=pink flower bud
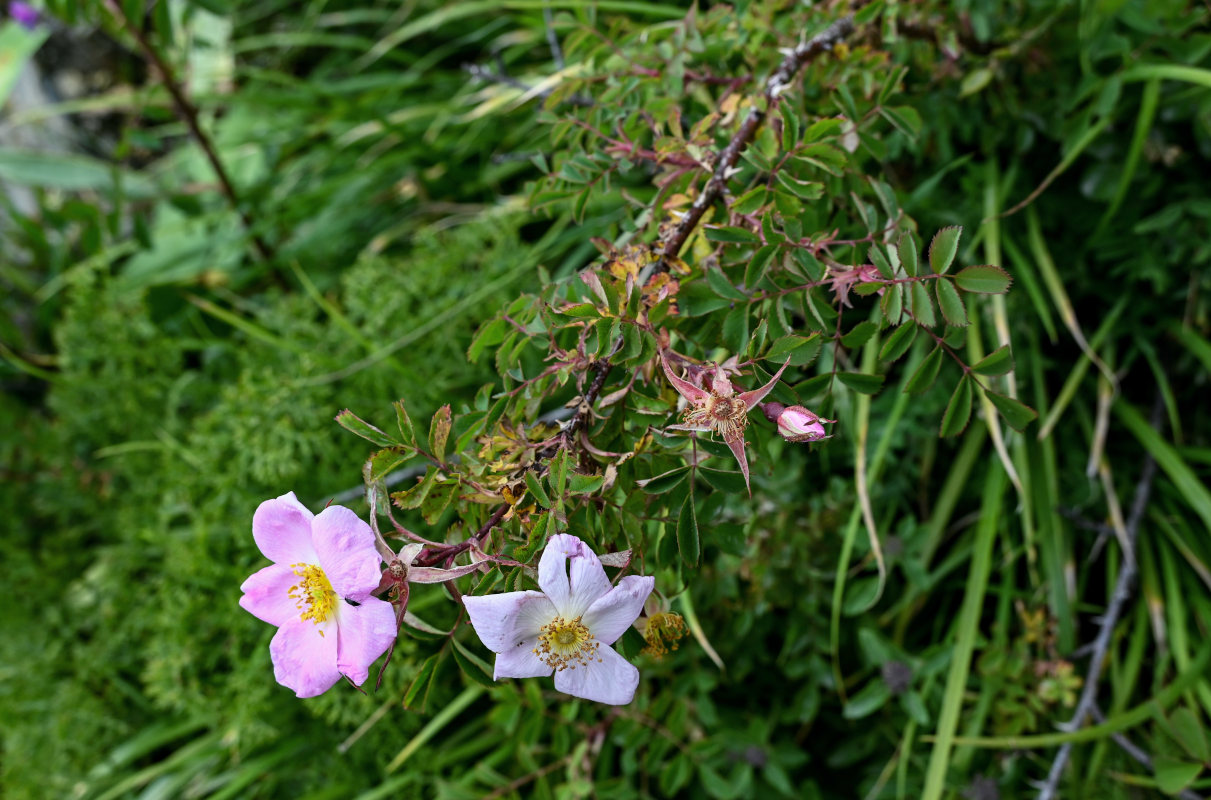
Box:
[762,403,834,443]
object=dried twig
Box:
[543,5,565,69]
[1035,397,1163,800]
[102,0,273,261]
[465,63,534,93]
[413,503,510,568]
[463,59,594,107]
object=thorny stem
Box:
[413,503,510,568]
[915,323,1007,399]
[413,347,616,572]
[558,354,616,449]
[554,15,854,457]
[655,15,855,274]
[1035,397,1162,800]
[102,0,273,262]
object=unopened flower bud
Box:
[762,402,833,443]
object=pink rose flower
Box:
[761,402,834,443]
[239,492,397,698]
[463,534,654,705]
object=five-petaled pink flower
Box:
[239,492,397,698]
[463,534,654,705]
[762,402,834,443]
[660,352,789,493]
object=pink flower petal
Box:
[312,505,383,601]
[709,366,735,396]
[464,591,555,653]
[661,355,710,405]
[239,563,303,627]
[335,597,398,687]
[725,434,752,496]
[553,646,639,705]
[269,618,341,698]
[493,639,554,679]
[538,534,612,618]
[582,576,655,645]
[252,492,317,565]
[738,358,790,409]
[409,563,481,584]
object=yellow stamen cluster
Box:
[533,616,601,671]
[641,612,688,660]
[683,394,748,441]
[288,563,337,629]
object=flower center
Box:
[288,563,337,627]
[533,616,601,671]
[684,393,748,441]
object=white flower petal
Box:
[397,543,424,565]
[463,591,555,653]
[493,639,554,679]
[582,576,655,645]
[537,534,612,618]
[553,646,639,705]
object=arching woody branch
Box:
[655,14,856,275]
[412,13,858,568]
[566,14,857,458]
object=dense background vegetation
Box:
[2,0,1210,798]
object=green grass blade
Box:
[1096,78,1159,231]
[385,685,484,773]
[1120,63,1211,88]
[1115,400,1211,532]
[921,465,1005,800]
[946,640,1211,749]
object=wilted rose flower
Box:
[827,263,883,308]
[463,534,654,705]
[239,492,397,698]
[661,351,789,493]
[762,402,834,442]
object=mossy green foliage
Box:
[2,0,1211,798]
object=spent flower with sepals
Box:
[463,534,654,705]
[634,595,687,660]
[660,350,790,493]
[239,492,397,697]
